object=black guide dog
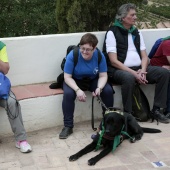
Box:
[69,109,161,166]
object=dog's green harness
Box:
[95,110,135,152]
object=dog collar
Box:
[105,110,124,116]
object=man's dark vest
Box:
[102,26,141,66]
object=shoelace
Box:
[165,113,170,118]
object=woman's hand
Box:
[92,87,101,97]
[76,89,87,102]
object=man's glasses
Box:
[80,46,94,53]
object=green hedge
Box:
[56,0,142,33]
[0,0,57,38]
[2,0,161,37]
[149,6,170,18]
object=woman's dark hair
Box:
[79,33,98,48]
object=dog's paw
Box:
[130,137,136,143]
[134,134,142,140]
[88,158,97,166]
[69,154,79,161]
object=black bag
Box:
[0,72,11,99]
[61,45,79,71]
[49,72,64,89]
[132,84,150,122]
[49,45,79,89]
[49,45,102,89]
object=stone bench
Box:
[0,28,169,137]
[1,82,105,136]
[11,83,63,100]
[0,79,155,137]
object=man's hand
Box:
[135,69,148,84]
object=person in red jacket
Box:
[150,40,170,118]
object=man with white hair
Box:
[103,3,169,123]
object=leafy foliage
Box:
[0,0,57,38]
[56,0,142,33]
[1,0,168,37]
[149,6,170,18]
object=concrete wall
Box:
[0,29,170,137]
[1,29,169,86]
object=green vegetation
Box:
[149,6,170,18]
[56,0,142,33]
[0,0,169,37]
[151,0,170,4]
[0,0,57,37]
[135,0,170,29]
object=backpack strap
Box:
[72,47,79,67]
[96,48,102,65]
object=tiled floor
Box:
[0,120,170,170]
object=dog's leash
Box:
[96,95,109,111]
[92,95,123,131]
[91,95,112,131]
[96,95,122,114]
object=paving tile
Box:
[140,151,158,162]
[22,166,38,170]
[32,153,53,169]
[66,161,83,170]
[0,161,21,169]
[100,166,129,170]
[126,162,154,170]
[8,168,21,170]
[18,156,34,167]
[0,120,170,169]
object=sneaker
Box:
[151,109,169,124]
[165,113,170,119]
[59,127,73,139]
[16,140,32,153]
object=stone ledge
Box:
[11,83,63,100]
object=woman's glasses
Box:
[80,46,94,53]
